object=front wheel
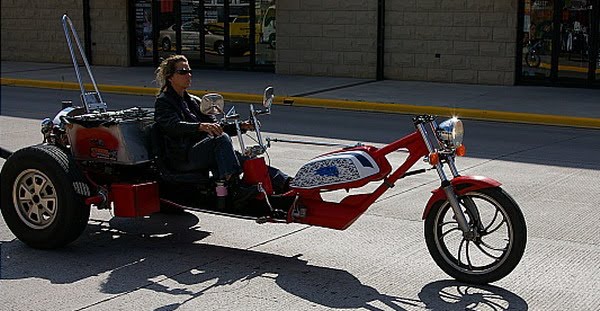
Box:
[525,52,540,68]
[424,187,526,284]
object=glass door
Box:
[522,0,555,79]
[557,0,593,80]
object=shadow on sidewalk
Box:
[1,212,527,310]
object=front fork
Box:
[417,122,476,234]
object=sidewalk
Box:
[1,61,599,128]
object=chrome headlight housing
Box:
[436,117,464,149]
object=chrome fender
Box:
[422,176,502,220]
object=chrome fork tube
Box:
[234,120,246,153]
[417,123,448,181]
[417,122,470,232]
[446,156,460,178]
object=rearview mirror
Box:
[200,93,224,115]
[262,86,274,109]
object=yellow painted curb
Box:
[2,77,599,129]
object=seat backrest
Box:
[149,122,210,184]
[149,122,168,169]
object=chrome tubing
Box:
[250,104,266,151]
[417,121,470,233]
[61,14,106,113]
[266,137,364,149]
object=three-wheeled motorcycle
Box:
[0,15,526,284]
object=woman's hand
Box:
[199,122,223,136]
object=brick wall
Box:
[277,0,518,85]
[1,0,84,63]
[90,0,129,66]
[276,0,378,79]
[1,0,129,66]
[385,0,518,85]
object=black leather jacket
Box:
[154,86,238,166]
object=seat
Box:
[149,123,210,185]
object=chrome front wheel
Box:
[425,187,526,284]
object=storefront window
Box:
[158,0,178,60]
[133,0,153,64]
[521,0,554,79]
[132,0,274,70]
[256,0,276,65]
[557,0,593,80]
[520,0,599,86]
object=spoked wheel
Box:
[425,187,526,284]
[525,52,540,68]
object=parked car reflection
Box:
[159,21,248,56]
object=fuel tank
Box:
[290,146,391,191]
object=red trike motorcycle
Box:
[0,15,526,285]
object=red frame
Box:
[288,131,429,230]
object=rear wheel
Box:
[424,187,526,284]
[1,145,90,249]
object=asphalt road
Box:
[1,86,599,311]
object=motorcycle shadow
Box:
[1,212,528,310]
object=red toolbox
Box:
[111,182,160,217]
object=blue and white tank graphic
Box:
[290,150,380,189]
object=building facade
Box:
[1,0,599,87]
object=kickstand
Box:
[255,182,288,224]
[257,182,273,211]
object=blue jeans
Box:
[187,134,291,189]
[187,134,241,179]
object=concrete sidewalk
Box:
[1,61,599,128]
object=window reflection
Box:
[522,0,554,78]
[557,0,593,80]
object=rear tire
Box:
[424,187,526,284]
[1,145,90,249]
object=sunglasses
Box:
[175,69,192,75]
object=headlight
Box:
[436,117,464,149]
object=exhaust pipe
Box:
[0,147,13,159]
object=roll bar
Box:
[62,14,107,113]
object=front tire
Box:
[525,52,540,68]
[424,187,526,284]
[1,145,90,249]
